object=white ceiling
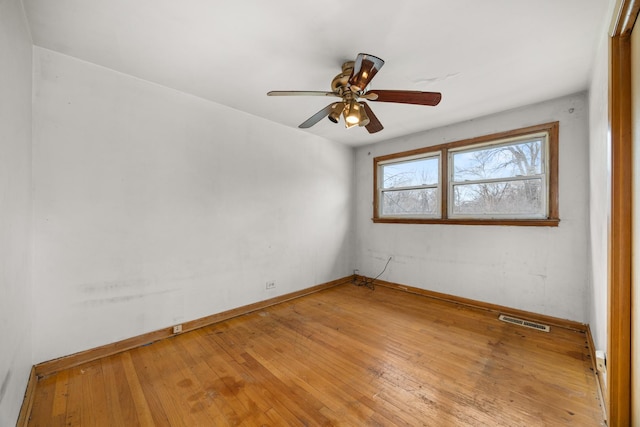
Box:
[22,0,610,146]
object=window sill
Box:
[372,217,560,227]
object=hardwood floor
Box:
[27,283,605,426]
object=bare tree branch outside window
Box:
[373,122,558,224]
[451,140,544,216]
[381,156,439,216]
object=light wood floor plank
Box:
[64,366,85,426]
[27,284,605,426]
[101,355,135,426]
[27,375,55,426]
[126,348,173,426]
[120,352,156,426]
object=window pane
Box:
[382,157,438,189]
[452,140,542,182]
[382,188,438,216]
[452,179,543,216]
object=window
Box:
[379,154,440,218]
[373,122,559,226]
[449,137,546,219]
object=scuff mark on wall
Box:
[76,288,178,307]
[79,278,151,294]
[0,370,11,404]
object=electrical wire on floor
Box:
[354,256,392,290]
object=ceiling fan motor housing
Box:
[331,62,354,94]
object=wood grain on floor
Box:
[28,283,605,426]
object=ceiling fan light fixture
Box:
[343,101,366,128]
[358,103,370,127]
[346,114,359,125]
[349,53,385,92]
[327,102,345,123]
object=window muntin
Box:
[449,135,548,219]
[372,122,559,226]
[378,154,440,218]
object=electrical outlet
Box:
[266,281,276,290]
[353,269,359,276]
[172,324,182,334]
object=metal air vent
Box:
[499,314,550,332]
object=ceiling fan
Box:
[267,53,442,134]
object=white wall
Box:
[0,0,33,424]
[355,93,590,322]
[587,20,611,357]
[31,47,354,364]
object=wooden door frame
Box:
[608,1,639,425]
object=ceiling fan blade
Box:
[363,90,442,106]
[298,103,338,128]
[267,91,339,97]
[349,53,385,92]
[362,102,383,134]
